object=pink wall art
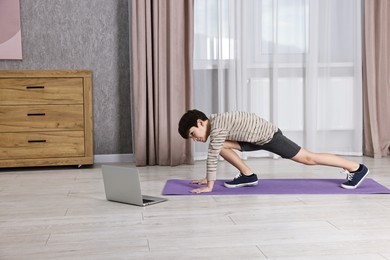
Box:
[0,0,22,59]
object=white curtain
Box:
[193,0,362,159]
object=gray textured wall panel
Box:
[0,0,132,155]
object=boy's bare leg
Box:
[220,141,253,176]
[291,148,359,172]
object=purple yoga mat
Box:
[162,178,390,195]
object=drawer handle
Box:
[28,140,47,143]
[27,113,46,116]
[26,86,45,89]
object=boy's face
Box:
[188,119,208,142]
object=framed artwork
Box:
[0,0,22,60]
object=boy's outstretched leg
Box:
[291,148,369,189]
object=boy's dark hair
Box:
[178,109,209,139]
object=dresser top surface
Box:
[0,70,92,78]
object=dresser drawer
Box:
[0,78,83,105]
[0,131,85,159]
[0,105,84,132]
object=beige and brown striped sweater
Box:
[207,111,278,181]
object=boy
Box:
[178,109,369,194]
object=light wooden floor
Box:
[1,156,390,260]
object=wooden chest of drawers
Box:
[0,70,94,168]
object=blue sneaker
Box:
[341,164,369,189]
[224,173,258,188]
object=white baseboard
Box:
[194,152,207,161]
[94,154,134,163]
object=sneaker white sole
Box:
[340,170,369,189]
[224,180,258,188]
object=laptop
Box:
[101,165,167,207]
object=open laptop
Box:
[101,165,167,207]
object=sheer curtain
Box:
[193,0,362,159]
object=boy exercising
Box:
[178,109,369,194]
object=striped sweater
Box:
[207,111,278,181]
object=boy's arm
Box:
[190,129,228,194]
[189,128,228,194]
[206,129,229,181]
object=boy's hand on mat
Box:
[190,180,215,194]
[190,178,208,185]
[190,186,212,194]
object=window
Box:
[193,0,362,157]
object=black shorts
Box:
[238,129,301,159]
